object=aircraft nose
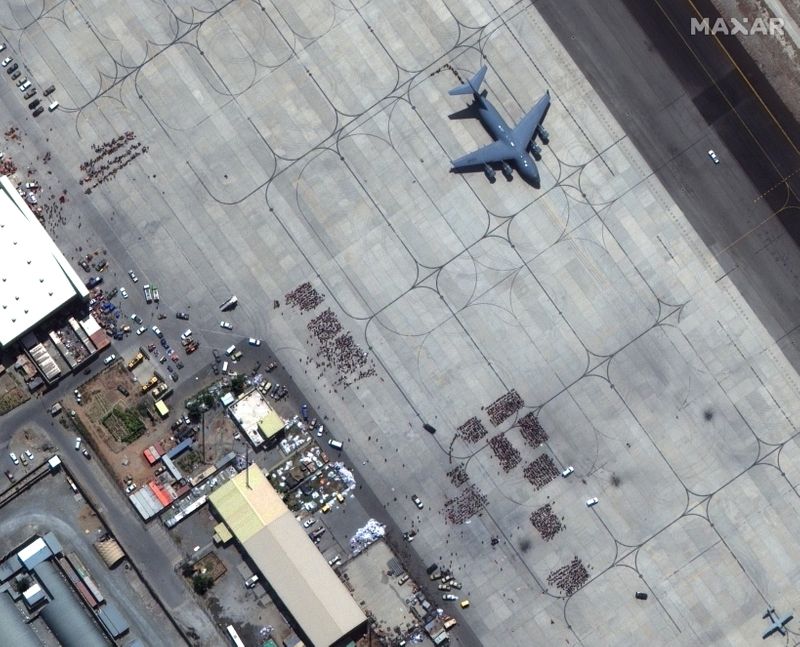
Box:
[519,162,540,188]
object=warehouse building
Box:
[209,466,366,647]
[0,175,88,348]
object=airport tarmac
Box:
[3,0,800,645]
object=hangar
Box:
[209,466,366,647]
[0,175,88,348]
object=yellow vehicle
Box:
[140,376,158,393]
[335,492,345,504]
[321,503,332,514]
[127,352,144,370]
[460,599,470,609]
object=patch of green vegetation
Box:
[103,407,145,443]
[192,573,214,595]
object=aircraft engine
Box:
[483,164,496,183]
[501,162,513,180]
[538,126,550,145]
[529,142,542,160]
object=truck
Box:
[49,402,62,416]
[127,352,144,370]
[143,284,153,303]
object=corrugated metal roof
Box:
[0,592,43,647]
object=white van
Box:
[221,361,228,373]
[328,439,343,450]
[48,100,59,111]
[74,437,82,450]
[244,574,259,588]
[225,344,236,357]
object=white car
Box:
[411,494,424,510]
[708,149,720,164]
[120,287,128,299]
[103,354,116,365]
[9,452,18,465]
[303,518,316,528]
[131,313,142,324]
[0,44,5,52]
[220,321,233,330]
[24,450,33,461]
[561,466,574,477]
[586,497,599,507]
[180,329,193,340]
[151,325,162,337]
[248,338,261,346]
[1,57,12,67]
[25,181,38,189]
[128,270,138,283]
[152,286,160,302]
[19,80,31,92]
[136,326,147,335]
[125,483,137,493]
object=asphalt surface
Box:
[535,0,800,357]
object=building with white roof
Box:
[0,175,88,347]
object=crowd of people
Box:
[301,300,376,387]
[523,454,559,490]
[547,557,590,596]
[444,483,488,525]
[486,389,524,426]
[488,433,522,472]
[447,463,469,487]
[530,504,563,542]
[80,132,148,193]
[518,412,548,447]
[457,416,488,444]
[285,281,325,312]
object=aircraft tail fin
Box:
[449,66,488,96]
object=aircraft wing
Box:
[451,140,516,169]
[510,91,550,149]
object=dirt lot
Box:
[0,370,31,414]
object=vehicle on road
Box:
[74,437,82,450]
[120,287,128,299]
[151,325,162,337]
[248,338,261,346]
[176,311,189,320]
[82,449,91,459]
[103,354,116,365]
[411,494,423,510]
[213,349,221,362]
[9,452,18,465]
[128,270,138,282]
[220,321,233,330]
[586,497,599,507]
[708,149,720,164]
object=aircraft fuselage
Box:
[474,95,540,186]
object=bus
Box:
[225,625,245,647]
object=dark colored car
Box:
[32,106,43,117]
[212,349,220,362]
[423,423,437,434]
[176,312,189,320]
[85,276,103,289]
[23,89,35,99]
[6,63,17,74]
[10,70,19,80]
[117,385,129,397]
[79,259,91,272]
[28,99,39,109]
[170,372,179,382]
[43,84,55,96]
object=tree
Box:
[192,573,214,595]
[231,374,247,395]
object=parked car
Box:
[103,354,116,365]
[136,326,147,335]
[15,76,27,87]
[8,452,18,465]
[10,71,19,80]
[248,338,261,346]
[151,325,162,337]
[28,99,39,109]
[176,311,189,320]
[708,149,720,164]
[152,286,160,302]
[411,494,423,510]
[220,321,233,330]
[85,276,103,289]
[6,63,17,74]
[180,329,193,340]
[170,372,178,382]
[303,518,316,528]
[442,594,458,601]
[128,270,138,282]
[43,84,55,96]
[1,57,12,67]
[24,450,33,461]
[19,80,31,91]
[120,287,128,299]
[23,88,35,99]
[82,449,91,459]
[0,44,5,52]
[130,313,142,324]
[586,497,599,507]
[561,466,574,477]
